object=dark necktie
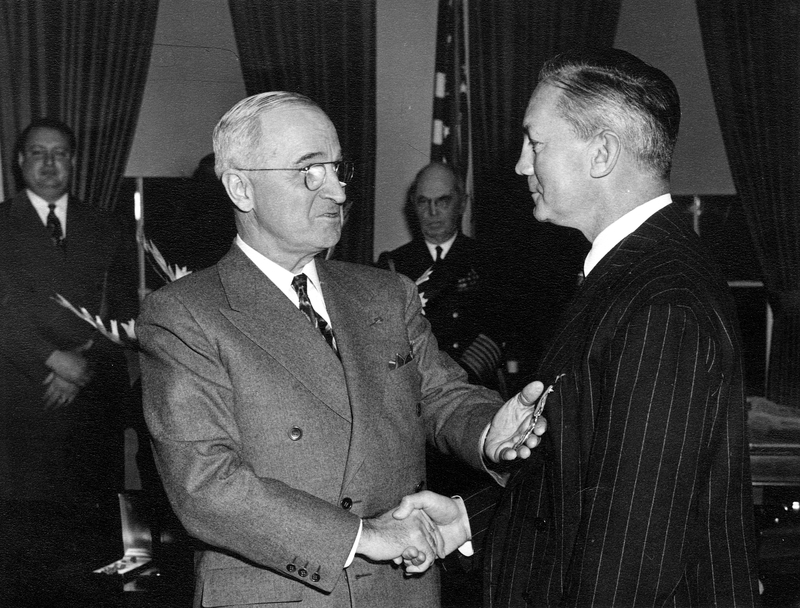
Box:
[46,203,64,248]
[435,245,443,263]
[291,273,338,354]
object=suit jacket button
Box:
[286,563,296,572]
[288,427,303,441]
[311,572,320,582]
[415,480,425,492]
[533,517,547,531]
[298,568,308,578]
[340,497,353,510]
[452,342,459,349]
[452,311,459,318]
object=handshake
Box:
[357,491,471,574]
[356,381,548,573]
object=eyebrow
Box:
[294,150,342,165]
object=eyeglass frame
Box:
[233,160,354,191]
[413,193,459,211]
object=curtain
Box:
[696,0,800,407]
[0,0,158,212]
[228,0,376,266]
[466,0,621,371]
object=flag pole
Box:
[134,177,146,302]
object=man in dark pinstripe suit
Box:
[395,48,761,607]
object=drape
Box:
[0,0,158,212]
[466,0,621,370]
[696,0,800,407]
[228,0,376,266]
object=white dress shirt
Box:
[584,194,673,277]
[27,190,68,236]
[235,236,333,327]
[425,232,457,261]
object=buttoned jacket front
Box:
[139,245,501,608]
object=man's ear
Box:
[589,130,621,178]
[221,169,254,213]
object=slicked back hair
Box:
[17,117,76,155]
[212,91,321,177]
[538,48,681,180]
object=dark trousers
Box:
[0,498,123,608]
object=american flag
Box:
[430,0,472,192]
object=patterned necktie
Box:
[46,203,64,248]
[291,273,338,354]
[435,245,443,263]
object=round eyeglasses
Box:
[235,160,354,191]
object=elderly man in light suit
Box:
[138,92,546,608]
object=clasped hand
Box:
[42,341,94,410]
[360,381,548,574]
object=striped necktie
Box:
[291,273,338,354]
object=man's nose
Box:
[323,167,347,204]
[427,200,440,216]
[515,151,533,176]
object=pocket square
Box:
[389,352,414,370]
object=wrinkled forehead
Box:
[257,106,341,163]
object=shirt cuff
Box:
[345,520,362,568]
[453,496,475,556]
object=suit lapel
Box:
[218,248,351,422]
[318,261,389,489]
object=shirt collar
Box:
[235,235,322,301]
[425,232,457,261]
[27,189,68,211]
[584,194,673,277]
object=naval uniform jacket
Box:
[467,204,761,607]
[138,245,504,608]
[377,233,503,386]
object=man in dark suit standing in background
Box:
[138,91,546,608]
[0,118,138,607]
[396,48,761,607]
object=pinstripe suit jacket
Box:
[138,245,502,608]
[468,204,760,607]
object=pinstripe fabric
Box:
[468,205,761,607]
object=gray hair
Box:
[539,48,680,180]
[212,91,320,177]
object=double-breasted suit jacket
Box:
[0,190,136,502]
[138,244,503,608]
[468,204,760,607]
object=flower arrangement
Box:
[53,239,191,347]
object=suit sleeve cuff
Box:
[479,423,510,487]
